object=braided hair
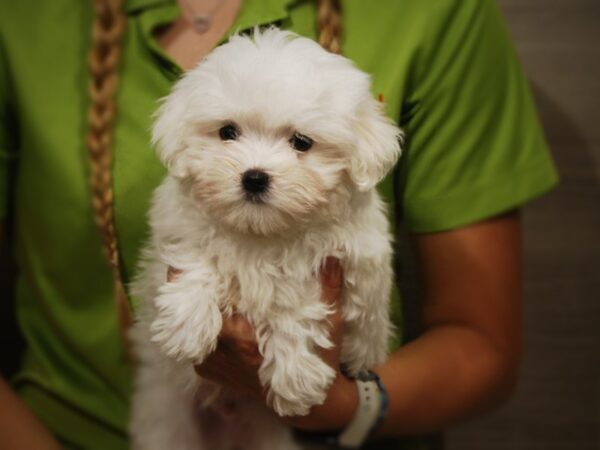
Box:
[86,0,130,334]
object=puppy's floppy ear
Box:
[348,99,403,191]
[151,84,192,179]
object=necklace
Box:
[179,0,227,34]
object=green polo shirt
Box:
[0,0,557,448]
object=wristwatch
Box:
[292,369,388,449]
[338,370,388,448]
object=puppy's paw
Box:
[271,394,313,417]
[150,287,222,363]
[265,354,336,417]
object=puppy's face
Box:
[153,29,401,236]
[178,114,346,236]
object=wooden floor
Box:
[446,1,600,449]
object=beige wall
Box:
[446,1,600,449]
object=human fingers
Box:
[194,316,263,397]
[218,314,262,366]
[320,256,343,322]
[321,256,343,304]
[319,257,344,367]
[166,266,182,282]
[193,343,263,397]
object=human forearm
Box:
[0,226,56,447]
[372,323,518,435]
[374,211,522,435]
[0,377,61,450]
[288,320,518,435]
[291,212,522,436]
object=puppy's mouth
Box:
[245,192,268,204]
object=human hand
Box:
[279,257,358,431]
[0,377,62,450]
[168,257,357,431]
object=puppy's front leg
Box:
[151,264,222,364]
[258,316,336,417]
[341,260,394,375]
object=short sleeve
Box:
[398,0,558,233]
[0,34,18,220]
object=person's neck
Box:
[157,0,243,71]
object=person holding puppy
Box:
[0,0,558,449]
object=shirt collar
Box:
[132,0,301,78]
[126,0,169,13]
[125,0,295,23]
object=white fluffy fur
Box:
[130,28,402,450]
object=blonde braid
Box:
[316,0,343,54]
[86,0,132,335]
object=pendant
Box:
[192,15,211,33]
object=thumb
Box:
[167,266,182,282]
[320,257,343,305]
[319,257,344,367]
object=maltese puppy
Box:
[130,28,402,450]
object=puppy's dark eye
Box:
[289,133,313,152]
[219,124,240,141]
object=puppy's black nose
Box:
[242,169,270,194]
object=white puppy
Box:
[130,28,402,450]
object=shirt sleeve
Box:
[0,34,18,221]
[398,0,559,233]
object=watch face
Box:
[357,370,378,382]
